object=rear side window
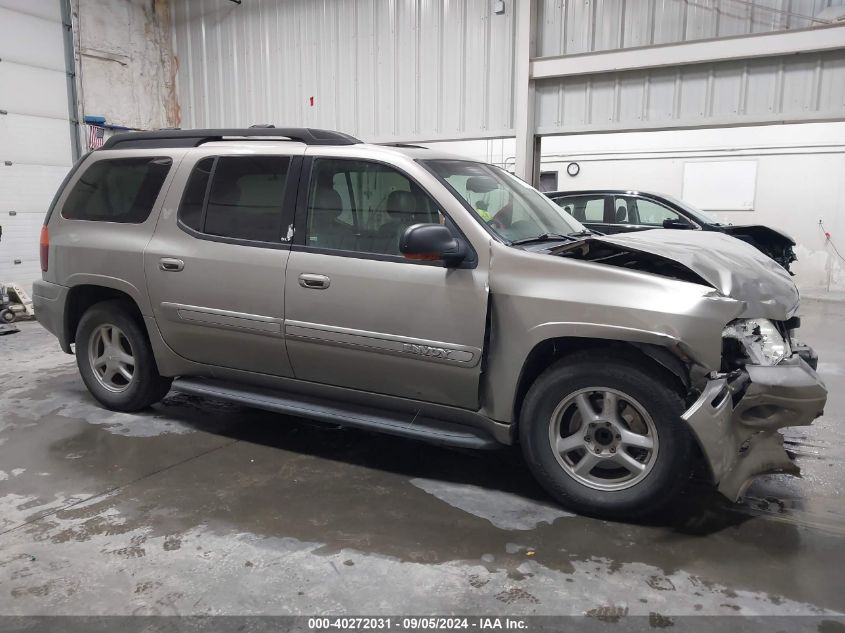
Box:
[62,157,172,223]
[177,156,290,243]
[554,195,605,222]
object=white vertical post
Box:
[514,0,538,185]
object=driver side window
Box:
[305,159,443,256]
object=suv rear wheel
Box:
[520,352,693,519]
[75,300,172,412]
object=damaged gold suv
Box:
[33,127,827,519]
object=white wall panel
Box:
[0,211,47,284]
[0,62,68,119]
[0,114,72,166]
[0,6,65,71]
[0,1,73,290]
[0,0,60,22]
[0,165,69,213]
[171,0,516,142]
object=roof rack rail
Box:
[101,127,362,150]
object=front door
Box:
[283,156,489,409]
[145,148,302,377]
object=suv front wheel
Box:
[520,352,694,519]
[75,300,172,412]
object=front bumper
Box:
[681,353,827,501]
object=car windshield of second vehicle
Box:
[424,160,586,244]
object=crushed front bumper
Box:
[681,353,827,501]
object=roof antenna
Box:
[249,124,275,128]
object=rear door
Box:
[549,193,610,233]
[145,145,303,377]
[282,153,489,409]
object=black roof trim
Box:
[378,142,428,149]
[101,128,362,150]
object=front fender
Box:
[480,243,744,423]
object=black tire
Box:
[519,351,694,519]
[0,309,15,324]
[75,300,172,412]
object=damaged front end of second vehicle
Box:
[551,230,827,500]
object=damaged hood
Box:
[556,229,800,320]
[718,223,796,246]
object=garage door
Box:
[0,0,74,291]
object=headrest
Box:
[385,190,417,217]
[615,206,627,222]
[313,188,343,218]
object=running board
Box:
[171,377,500,450]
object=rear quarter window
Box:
[62,157,172,223]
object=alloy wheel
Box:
[548,387,659,491]
[87,324,136,393]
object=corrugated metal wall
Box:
[535,49,845,134]
[534,0,845,134]
[171,0,845,141]
[171,0,516,142]
[536,0,844,56]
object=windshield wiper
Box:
[509,232,579,246]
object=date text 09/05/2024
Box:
[308,617,529,630]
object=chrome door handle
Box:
[160,258,185,272]
[298,273,330,289]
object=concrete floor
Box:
[0,301,844,618]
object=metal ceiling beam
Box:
[530,24,845,81]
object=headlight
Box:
[722,318,791,366]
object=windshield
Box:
[659,193,721,225]
[423,159,586,243]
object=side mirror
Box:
[662,217,693,230]
[400,223,467,267]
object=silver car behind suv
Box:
[33,127,827,519]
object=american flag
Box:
[87,124,105,149]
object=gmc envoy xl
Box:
[33,127,827,518]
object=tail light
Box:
[40,225,49,272]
